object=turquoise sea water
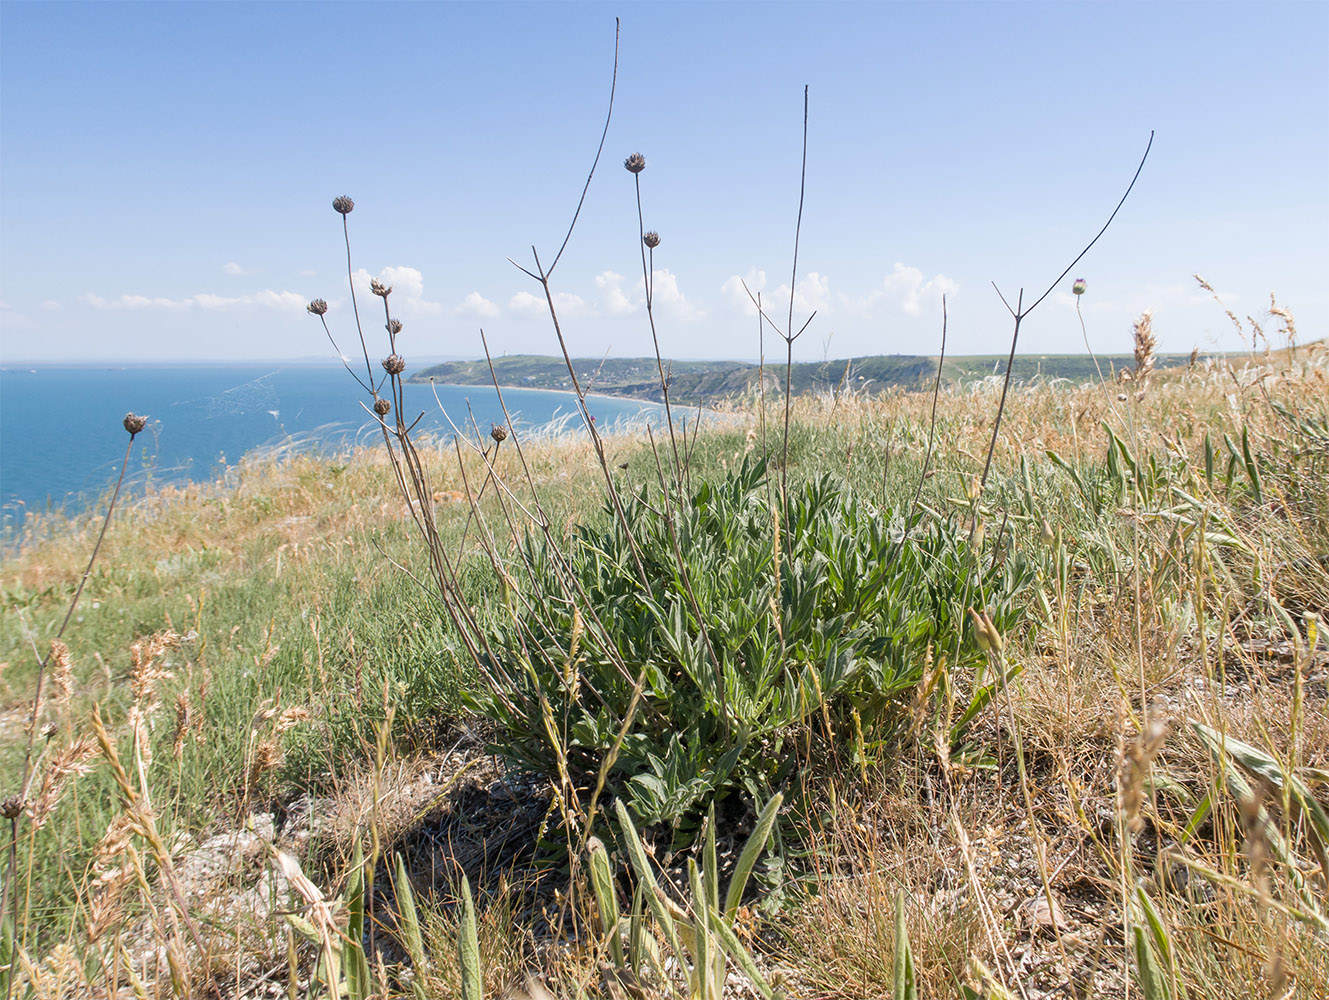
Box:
[0,364,661,527]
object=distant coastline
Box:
[410,351,1203,407]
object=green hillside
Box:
[411,351,1196,404]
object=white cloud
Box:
[222,261,254,276]
[40,300,61,310]
[458,291,499,318]
[753,271,832,331]
[351,266,442,314]
[509,290,586,316]
[299,268,316,278]
[595,271,637,315]
[791,272,830,314]
[721,268,767,316]
[649,268,703,321]
[509,291,546,315]
[81,290,306,311]
[846,263,957,318]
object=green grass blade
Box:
[615,799,686,965]
[344,842,370,1000]
[0,912,13,999]
[724,793,782,919]
[893,890,917,1000]
[706,908,775,1000]
[458,875,483,1000]
[587,837,625,968]
[394,854,429,1000]
[1132,921,1171,1000]
[688,859,711,1000]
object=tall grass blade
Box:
[345,842,371,1000]
[587,837,625,967]
[394,855,429,1000]
[723,793,782,919]
[459,875,483,1000]
[892,890,917,1000]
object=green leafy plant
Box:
[587,796,782,1000]
[469,457,1029,832]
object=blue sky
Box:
[1,1,1325,364]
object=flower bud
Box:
[1072,278,1086,296]
[624,152,646,174]
[967,608,1004,654]
[123,412,148,436]
[1039,518,1055,546]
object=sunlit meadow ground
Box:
[2,341,1327,998]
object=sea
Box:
[0,363,663,531]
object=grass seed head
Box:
[49,638,74,703]
[1133,310,1156,386]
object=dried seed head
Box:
[49,639,74,703]
[275,706,310,734]
[370,278,391,298]
[1,795,23,820]
[386,318,403,335]
[624,152,646,174]
[307,299,328,316]
[1072,278,1087,296]
[172,692,193,761]
[382,354,406,375]
[248,739,282,786]
[332,195,355,215]
[643,231,661,249]
[1133,310,1156,387]
[373,397,392,416]
[123,413,147,436]
[29,734,99,830]
[491,423,508,443]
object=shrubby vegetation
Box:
[2,30,1326,1000]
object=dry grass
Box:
[2,342,1328,997]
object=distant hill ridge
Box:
[410,352,1196,405]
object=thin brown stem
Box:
[633,173,683,492]
[342,215,375,390]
